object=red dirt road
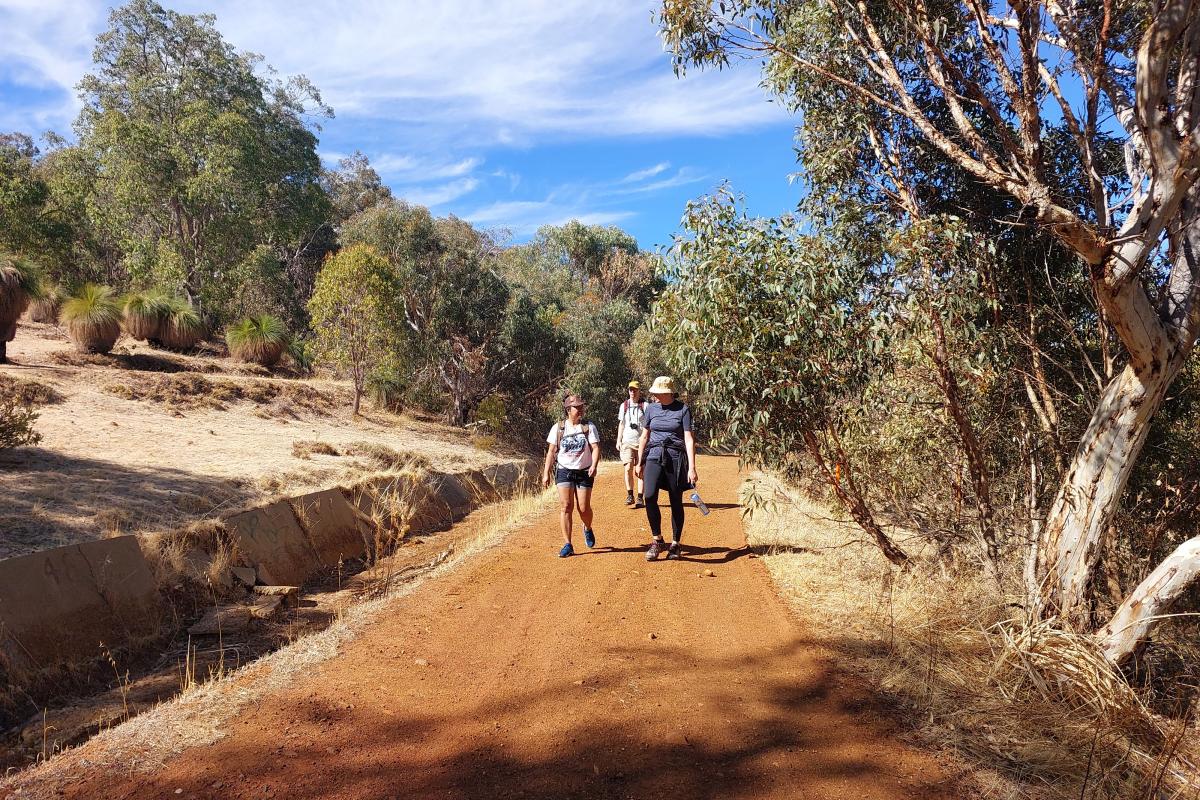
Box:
[55,455,960,799]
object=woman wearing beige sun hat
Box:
[634,376,698,561]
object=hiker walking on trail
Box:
[617,380,647,508]
[636,376,698,561]
[542,393,601,557]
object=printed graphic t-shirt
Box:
[642,400,693,461]
[547,420,601,470]
[617,400,646,447]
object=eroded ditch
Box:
[1,463,540,776]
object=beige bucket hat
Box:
[648,376,676,395]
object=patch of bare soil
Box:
[0,322,513,561]
[2,457,965,800]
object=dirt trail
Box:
[40,455,960,799]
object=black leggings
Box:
[643,456,687,542]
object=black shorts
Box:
[555,466,595,489]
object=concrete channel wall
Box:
[0,461,536,684]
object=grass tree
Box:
[62,283,121,354]
[227,314,289,367]
[159,296,204,351]
[0,252,43,364]
[29,284,62,324]
[308,244,399,415]
[122,290,170,342]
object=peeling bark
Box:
[1098,535,1200,664]
[1038,361,1175,624]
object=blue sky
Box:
[0,1,802,249]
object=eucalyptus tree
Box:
[665,191,911,565]
[661,0,1200,656]
[322,151,394,226]
[342,203,558,425]
[74,0,330,319]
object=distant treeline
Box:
[0,0,666,435]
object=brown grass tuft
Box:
[292,440,340,459]
[0,374,61,405]
[104,373,339,415]
[344,441,432,472]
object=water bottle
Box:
[690,491,711,516]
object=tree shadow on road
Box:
[112,638,965,800]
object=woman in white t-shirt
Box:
[542,393,602,557]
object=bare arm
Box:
[542,440,557,487]
[685,430,698,486]
[634,427,650,478]
[588,441,601,478]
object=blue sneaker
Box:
[559,542,574,558]
[584,527,596,548]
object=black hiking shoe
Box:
[625,490,635,506]
[634,494,644,509]
[645,539,665,561]
[666,542,681,560]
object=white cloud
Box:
[621,162,671,183]
[609,166,707,195]
[0,0,104,132]
[0,0,787,143]
[396,177,481,208]
[464,198,634,236]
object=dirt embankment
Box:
[4,455,964,800]
[0,321,509,561]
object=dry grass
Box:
[104,373,340,415]
[0,373,62,406]
[343,441,432,472]
[742,472,1200,800]
[292,440,341,459]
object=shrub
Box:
[226,313,288,367]
[366,368,406,412]
[158,296,204,351]
[122,290,170,341]
[0,375,43,449]
[286,336,314,374]
[61,283,122,354]
[0,252,44,363]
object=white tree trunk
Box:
[1038,360,1175,624]
[1098,535,1200,664]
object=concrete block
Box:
[231,566,257,587]
[249,595,283,619]
[289,488,367,567]
[426,472,474,522]
[225,501,318,586]
[187,605,252,636]
[0,536,161,673]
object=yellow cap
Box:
[628,380,641,389]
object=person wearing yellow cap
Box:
[616,380,646,507]
[634,376,698,561]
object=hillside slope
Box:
[0,321,507,560]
